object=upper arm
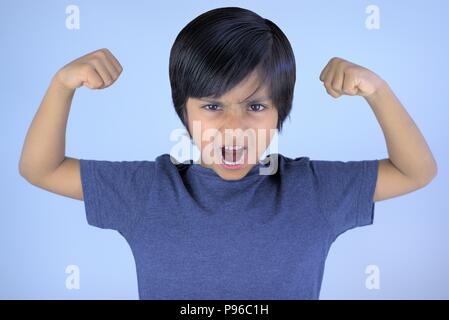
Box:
[30,157,84,201]
[374,158,425,202]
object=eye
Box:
[248,104,266,112]
[202,104,222,111]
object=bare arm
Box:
[18,48,123,200]
[365,81,437,201]
[319,57,438,202]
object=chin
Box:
[214,163,253,180]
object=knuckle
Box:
[332,91,340,98]
[324,81,333,91]
[89,57,101,65]
[95,49,107,58]
[330,79,337,87]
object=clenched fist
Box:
[319,57,386,98]
[54,48,123,90]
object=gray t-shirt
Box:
[79,153,378,299]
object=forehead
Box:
[202,70,271,103]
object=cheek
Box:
[254,130,273,156]
[187,113,215,146]
[253,115,278,154]
[192,125,220,159]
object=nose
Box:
[226,113,243,129]
[220,108,247,145]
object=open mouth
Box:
[220,145,246,167]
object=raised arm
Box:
[18,48,123,200]
[319,57,438,202]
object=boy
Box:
[19,7,437,299]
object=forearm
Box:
[19,74,75,181]
[365,81,438,184]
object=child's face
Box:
[185,70,278,180]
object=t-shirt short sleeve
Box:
[79,159,155,236]
[309,158,379,241]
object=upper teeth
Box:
[224,145,244,151]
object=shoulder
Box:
[154,153,192,174]
[270,153,377,184]
[79,158,156,177]
[269,153,311,174]
[78,158,158,195]
[80,153,201,179]
[275,154,377,174]
[275,153,311,166]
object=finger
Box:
[99,54,119,80]
[102,49,123,74]
[82,65,104,89]
[331,65,345,94]
[323,80,342,98]
[89,58,114,87]
[342,71,358,95]
[319,62,331,82]
[323,65,341,98]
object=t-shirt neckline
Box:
[188,154,278,180]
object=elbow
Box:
[18,160,39,185]
[18,160,27,179]
[416,161,438,188]
[18,161,32,183]
[19,156,64,186]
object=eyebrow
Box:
[198,96,272,104]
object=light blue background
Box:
[1,0,448,299]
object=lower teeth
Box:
[223,159,239,166]
[222,151,245,166]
